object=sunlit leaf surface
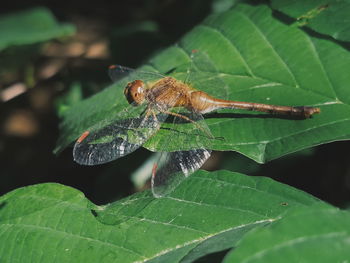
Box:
[0,170,329,262]
[223,206,350,262]
[271,0,350,42]
[56,4,350,163]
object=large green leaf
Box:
[0,7,75,51]
[223,206,350,262]
[270,0,350,42]
[0,170,329,263]
[56,3,350,163]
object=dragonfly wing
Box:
[73,103,167,165]
[151,149,211,198]
[109,65,164,84]
[151,110,213,197]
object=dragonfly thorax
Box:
[124,80,146,105]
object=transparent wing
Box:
[151,110,213,197]
[168,50,229,100]
[73,102,167,165]
[73,63,175,166]
[108,65,165,84]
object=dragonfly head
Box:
[124,80,146,105]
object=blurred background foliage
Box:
[1,0,349,207]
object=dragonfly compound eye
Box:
[124,80,145,105]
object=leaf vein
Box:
[304,37,340,102]
[199,24,255,77]
[236,12,299,88]
[1,223,145,258]
[242,231,348,263]
[135,218,275,263]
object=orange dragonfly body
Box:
[74,65,320,197]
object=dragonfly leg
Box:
[162,110,214,139]
[143,107,161,129]
[151,111,159,123]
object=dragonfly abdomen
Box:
[189,91,320,118]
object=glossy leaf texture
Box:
[0,7,75,51]
[223,206,350,262]
[0,170,329,263]
[270,0,350,42]
[56,3,350,163]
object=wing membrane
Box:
[73,65,176,166]
[109,65,164,84]
[151,110,213,197]
[73,103,167,165]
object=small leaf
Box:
[0,7,75,51]
[223,206,350,262]
[0,170,329,262]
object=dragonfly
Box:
[73,63,320,197]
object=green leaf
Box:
[211,0,238,13]
[0,7,75,51]
[55,82,83,117]
[56,3,350,163]
[223,206,350,262]
[0,170,329,263]
[270,0,350,42]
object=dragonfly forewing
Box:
[109,65,164,84]
[73,102,167,166]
